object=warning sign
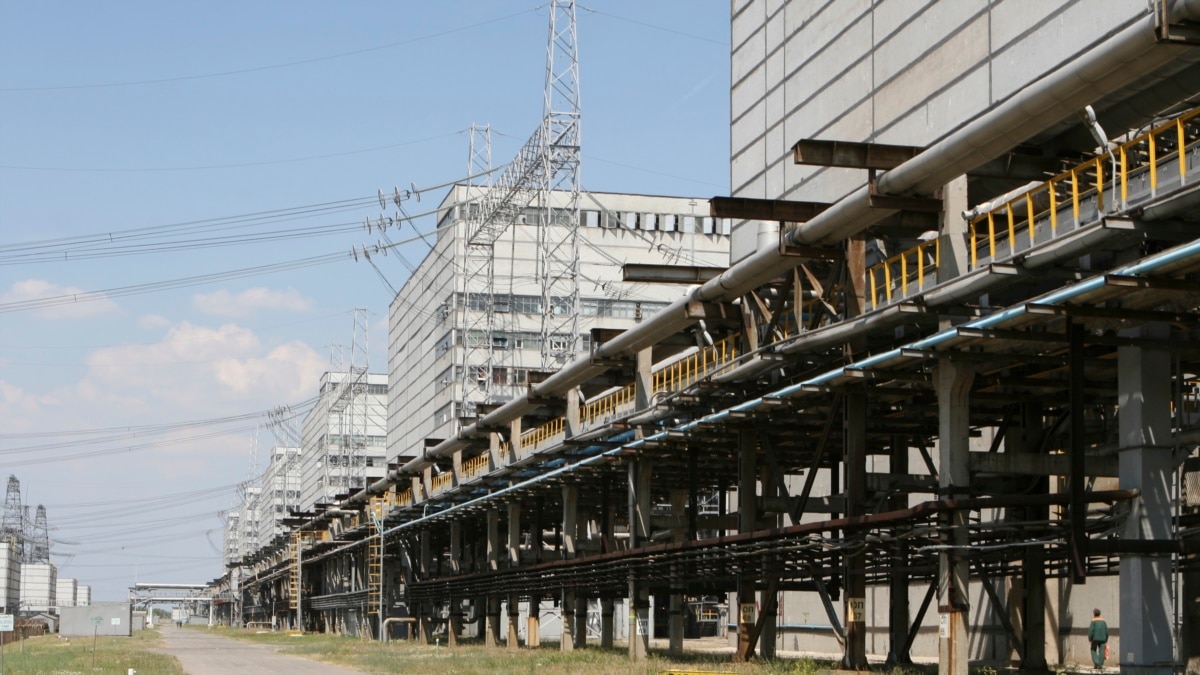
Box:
[847,597,866,622]
[739,603,756,624]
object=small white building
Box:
[253,447,301,549]
[298,372,388,510]
[0,541,19,614]
[55,577,77,610]
[74,584,90,607]
[19,562,55,613]
[386,187,732,463]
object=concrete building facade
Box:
[299,372,388,510]
[19,562,55,613]
[0,542,18,614]
[386,186,732,462]
[55,577,77,610]
[253,447,301,549]
[74,584,90,607]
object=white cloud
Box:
[83,321,324,409]
[0,279,119,319]
[192,287,313,317]
[138,314,172,330]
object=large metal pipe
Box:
[376,0,1200,489]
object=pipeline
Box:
[358,0,1200,500]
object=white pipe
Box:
[383,1,1200,484]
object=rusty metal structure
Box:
[214,3,1200,673]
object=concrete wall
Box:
[59,602,132,637]
[19,562,55,613]
[0,543,19,614]
[729,0,1146,201]
[386,186,732,465]
[74,584,90,606]
[55,577,77,609]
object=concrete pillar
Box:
[939,175,970,279]
[635,347,653,411]
[509,418,523,463]
[562,484,578,651]
[574,594,588,649]
[527,597,540,648]
[887,435,912,666]
[628,460,652,659]
[486,509,501,647]
[508,502,521,648]
[735,429,758,661]
[419,530,432,644]
[669,489,687,657]
[936,358,974,675]
[1013,403,1047,670]
[565,387,581,438]
[600,597,615,649]
[842,386,868,670]
[1118,327,1173,674]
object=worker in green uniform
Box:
[1088,608,1109,669]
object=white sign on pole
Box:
[110,618,121,626]
[0,615,12,632]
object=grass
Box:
[216,627,845,674]
[0,626,183,674]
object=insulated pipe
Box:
[372,1,1200,491]
[309,231,1200,564]
[706,1,1200,301]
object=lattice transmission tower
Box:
[456,0,581,413]
[29,505,49,564]
[0,476,22,558]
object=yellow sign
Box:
[847,597,866,622]
[739,603,756,624]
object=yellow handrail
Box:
[968,107,1200,269]
[865,238,940,308]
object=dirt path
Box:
[156,624,365,675]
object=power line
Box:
[0,8,542,92]
[0,131,465,172]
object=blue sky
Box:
[0,2,730,601]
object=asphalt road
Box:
[155,624,365,675]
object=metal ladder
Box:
[367,497,385,617]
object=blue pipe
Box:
[382,238,1200,536]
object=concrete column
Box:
[887,435,912,666]
[1013,403,1047,670]
[509,418,523,462]
[939,175,970,280]
[450,521,462,574]
[486,508,501,647]
[936,358,974,675]
[600,597,615,649]
[508,501,522,648]
[843,387,868,669]
[628,460,652,659]
[574,594,588,649]
[1118,327,1173,674]
[635,347,653,411]
[419,529,432,644]
[562,485,578,652]
[669,489,687,657]
[565,387,581,438]
[735,429,758,661]
[527,597,540,648]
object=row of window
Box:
[324,433,386,448]
[439,204,733,236]
[451,293,667,320]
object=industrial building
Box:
[20,562,55,614]
[212,2,1200,672]
[55,578,77,610]
[299,371,388,511]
